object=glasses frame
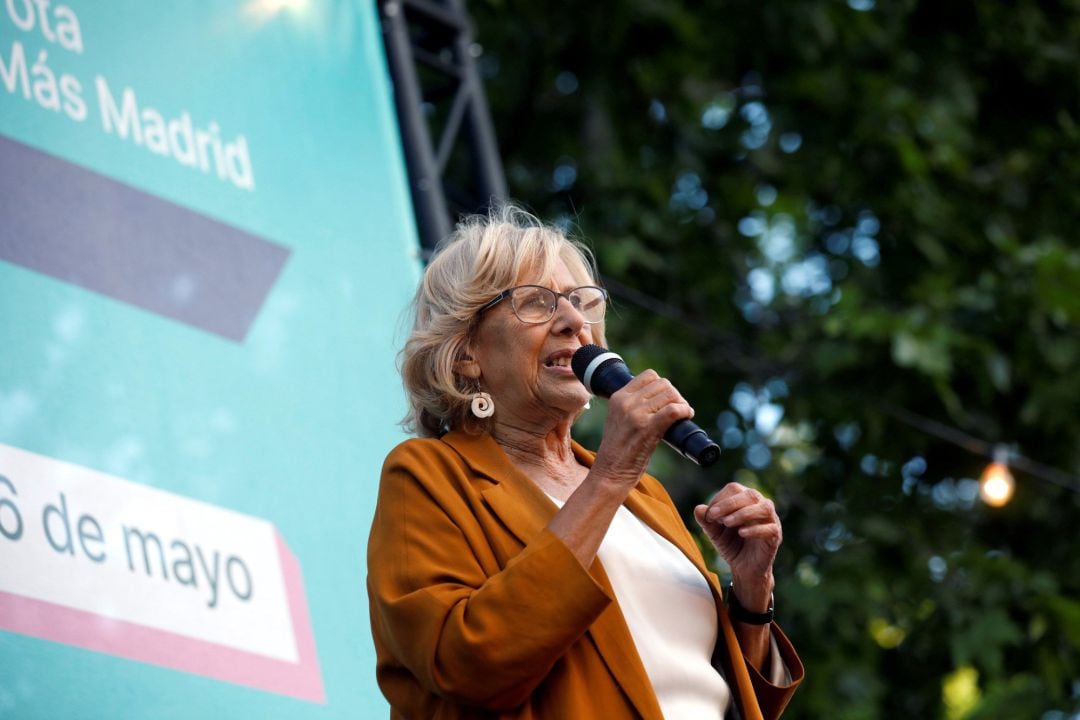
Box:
[478,284,609,325]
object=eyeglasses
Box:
[479,285,608,325]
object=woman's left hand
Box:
[693,483,782,605]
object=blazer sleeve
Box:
[745,623,804,719]
[367,440,613,711]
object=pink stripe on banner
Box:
[0,530,324,703]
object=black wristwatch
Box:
[726,582,775,625]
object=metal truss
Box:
[380,0,507,256]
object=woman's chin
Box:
[550,392,593,419]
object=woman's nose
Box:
[551,295,587,335]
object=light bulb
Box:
[979,461,1014,507]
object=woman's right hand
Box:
[589,369,695,488]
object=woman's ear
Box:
[454,358,481,379]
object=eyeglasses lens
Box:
[511,287,554,322]
[570,288,606,323]
[509,287,606,324]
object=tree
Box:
[469,1,1080,716]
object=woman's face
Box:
[470,258,596,429]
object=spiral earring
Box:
[471,391,495,418]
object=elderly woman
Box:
[368,207,803,719]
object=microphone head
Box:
[572,345,630,397]
[571,344,610,383]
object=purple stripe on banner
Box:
[0,134,289,342]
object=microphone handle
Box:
[579,352,721,467]
[663,419,721,467]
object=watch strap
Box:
[726,582,775,625]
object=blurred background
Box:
[447,1,1080,717]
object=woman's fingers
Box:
[735,523,781,540]
[608,372,693,429]
[704,485,771,521]
[592,369,694,485]
[714,498,776,528]
[700,484,782,543]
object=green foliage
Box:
[470,0,1080,716]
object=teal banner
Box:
[0,1,416,716]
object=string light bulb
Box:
[979,445,1015,507]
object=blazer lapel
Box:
[441,430,555,548]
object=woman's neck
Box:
[490,418,584,496]
[491,417,572,464]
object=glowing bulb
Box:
[979,461,1014,507]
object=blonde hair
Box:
[400,204,606,437]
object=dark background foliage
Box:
[467,1,1080,717]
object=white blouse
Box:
[548,496,731,719]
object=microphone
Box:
[572,344,721,467]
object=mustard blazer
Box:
[367,430,804,719]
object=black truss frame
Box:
[379,0,507,256]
